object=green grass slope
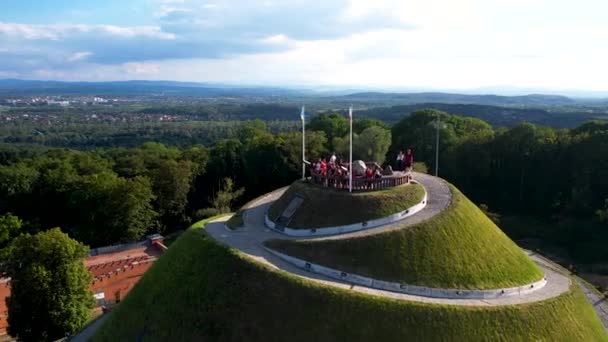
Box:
[267,180,425,228]
[266,185,544,290]
[92,222,607,342]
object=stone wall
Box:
[265,247,547,299]
[265,185,427,237]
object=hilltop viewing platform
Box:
[309,159,413,191]
[311,170,412,191]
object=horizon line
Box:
[1,78,608,99]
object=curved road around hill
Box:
[205,172,573,307]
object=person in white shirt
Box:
[329,153,337,165]
[396,150,405,171]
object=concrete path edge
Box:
[264,246,548,299]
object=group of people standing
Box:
[396,148,414,172]
[309,148,414,190]
[311,153,349,188]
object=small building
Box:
[0,235,166,335]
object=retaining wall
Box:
[265,247,547,299]
[90,240,147,256]
[265,185,428,237]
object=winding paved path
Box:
[304,172,452,240]
[577,278,608,332]
[205,172,572,306]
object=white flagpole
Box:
[301,105,306,180]
[435,112,440,177]
[349,105,353,193]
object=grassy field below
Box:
[266,185,545,290]
[92,222,607,341]
[267,180,425,228]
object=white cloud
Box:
[2,0,608,92]
[68,51,93,62]
[97,25,175,39]
[259,34,292,45]
[0,22,175,40]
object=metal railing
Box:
[310,172,411,191]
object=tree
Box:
[333,126,392,163]
[308,114,349,151]
[0,213,21,247]
[0,163,38,197]
[109,143,197,229]
[208,178,245,215]
[236,119,269,143]
[148,159,195,227]
[6,228,94,341]
[390,109,493,169]
[353,118,389,134]
[105,176,157,242]
[353,126,392,163]
[278,131,328,173]
[332,134,351,160]
[241,133,291,195]
[68,173,157,246]
[204,139,244,195]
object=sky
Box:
[1,0,608,93]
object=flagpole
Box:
[301,106,306,180]
[435,112,439,177]
[349,105,353,193]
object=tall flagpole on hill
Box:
[435,112,440,177]
[301,105,306,180]
[349,105,353,193]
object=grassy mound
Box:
[266,185,544,290]
[267,180,425,228]
[92,223,606,341]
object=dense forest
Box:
[3,101,608,151]
[0,121,301,248]
[391,110,608,267]
[0,108,607,275]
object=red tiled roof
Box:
[87,256,153,278]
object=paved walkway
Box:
[527,252,608,332]
[205,173,572,306]
[310,172,452,240]
[69,314,109,342]
[577,278,608,332]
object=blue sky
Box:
[1,0,155,25]
[1,0,607,92]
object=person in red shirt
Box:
[320,159,327,176]
[365,167,374,189]
[365,167,374,179]
[405,148,414,172]
[334,167,343,188]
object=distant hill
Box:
[332,91,580,107]
[0,79,303,97]
[2,79,608,128]
[2,79,608,107]
[356,103,608,128]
